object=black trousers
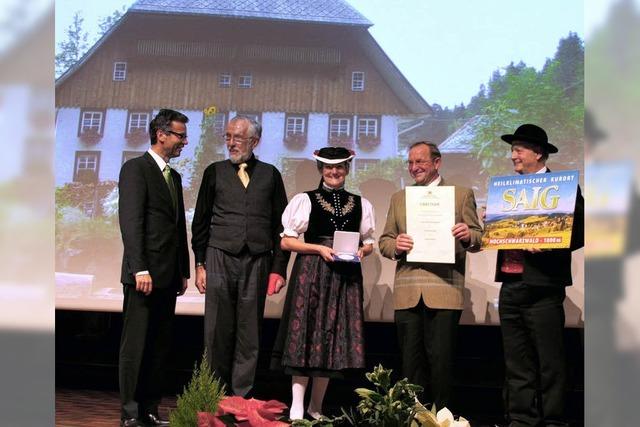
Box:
[204,247,271,397]
[119,284,177,420]
[394,299,461,409]
[499,281,567,427]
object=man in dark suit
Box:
[118,109,190,427]
[191,115,289,397]
[495,124,584,427]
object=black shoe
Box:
[140,413,170,426]
[121,418,143,427]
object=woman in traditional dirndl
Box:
[270,147,375,420]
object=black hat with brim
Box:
[501,123,558,154]
[313,147,355,164]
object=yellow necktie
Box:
[238,163,250,188]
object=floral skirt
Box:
[270,247,365,375]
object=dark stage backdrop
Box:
[55,310,585,425]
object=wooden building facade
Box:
[55,0,431,190]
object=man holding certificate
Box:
[379,141,482,409]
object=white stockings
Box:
[289,376,330,420]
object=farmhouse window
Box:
[286,116,306,136]
[122,151,145,164]
[236,112,261,123]
[127,112,150,133]
[358,118,378,138]
[80,111,104,134]
[219,72,232,87]
[238,73,252,88]
[330,117,351,137]
[351,71,365,91]
[73,151,100,183]
[113,62,127,81]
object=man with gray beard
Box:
[191,115,289,396]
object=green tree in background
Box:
[98,5,127,37]
[55,11,88,77]
[549,32,584,102]
[55,5,128,78]
[469,33,584,177]
[466,84,488,118]
[394,34,585,187]
[186,110,226,209]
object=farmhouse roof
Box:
[55,0,430,113]
[129,0,373,26]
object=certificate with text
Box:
[405,186,455,263]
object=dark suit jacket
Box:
[495,169,584,287]
[119,152,190,288]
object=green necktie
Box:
[163,165,177,209]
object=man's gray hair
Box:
[230,115,262,139]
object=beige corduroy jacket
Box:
[378,178,483,310]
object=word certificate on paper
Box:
[405,186,455,263]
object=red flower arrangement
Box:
[357,135,381,151]
[125,128,149,145]
[328,135,355,149]
[79,128,102,144]
[197,396,288,427]
[283,133,307,150]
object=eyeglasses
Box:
[224,134,255,144]
[406,160,433,167]
[165,130,188,140]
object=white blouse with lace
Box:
[281,192,376,245]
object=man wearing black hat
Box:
[496,124,584,427]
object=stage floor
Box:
[56,315,583,426]
[56,389,176,427]
[55,387,511,427]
